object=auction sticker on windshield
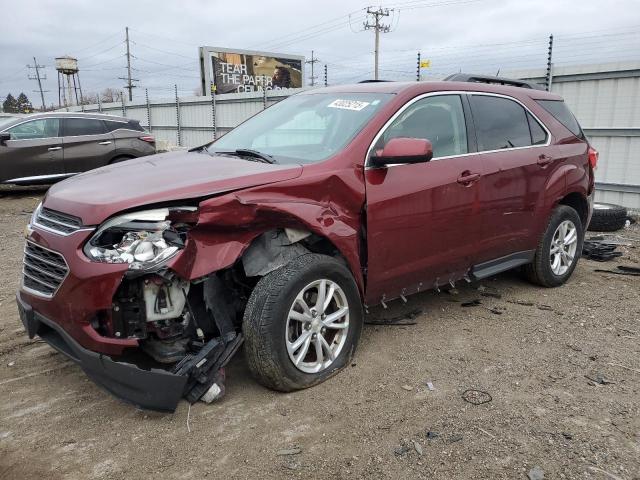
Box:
[328,99,371,111]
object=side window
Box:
[378,95,468,158]
[470,95,532,151]
[104,120,128,132]
[7,118,59,140]
[63,118,107,136]
[527,112,548,145]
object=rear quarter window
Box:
[127,120,145,132]
[536,99,584,138]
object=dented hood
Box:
[44,151,303,225]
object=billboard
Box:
[199,47,305,95]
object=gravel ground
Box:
[0,186,639,480]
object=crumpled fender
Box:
[169,166,366,294]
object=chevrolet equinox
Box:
[17,76,596,411]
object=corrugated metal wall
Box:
[518,62,640,209]
[69,62,640,208]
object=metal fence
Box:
[66,61,640,209]
[517,61,640,209]
[65,87,304,148]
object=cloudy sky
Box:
[1,0,640,107]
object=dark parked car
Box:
[0,112,155,185]
[17,75,596,412]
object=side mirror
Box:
[370,137,433,168]
[0,133,10,146]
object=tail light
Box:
[139,135,155,143]
[588,146,599,169]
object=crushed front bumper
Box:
[17,291,187,412]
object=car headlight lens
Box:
[84,207,196,270]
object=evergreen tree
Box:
[2,94,18,113]
[15,93,33,113]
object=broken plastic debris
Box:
[200,383,223,403]
[426,381,435,391]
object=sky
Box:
[1,0,640,107]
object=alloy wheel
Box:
[285,279,350,374]
[550,220,578,275]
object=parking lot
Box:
[0,186,638,479]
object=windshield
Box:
[0,116,18,130]
[208,92,393,164]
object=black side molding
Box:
[470,250,535,280]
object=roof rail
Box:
[443,73,545,90]
[358,79,394,83]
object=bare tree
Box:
[101,88,123,103]
[80,92,99,105]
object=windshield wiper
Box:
[233,149,277,164]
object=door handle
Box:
[98,141,112,145]
[47,146,62,151]
[457,171,481,185]
[537,154,554,167]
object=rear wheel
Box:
[524,205,583,287]
[243,254,363,392]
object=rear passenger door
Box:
[61,117,115,173]
[468,93,552,262]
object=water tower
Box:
[55,56,83,107]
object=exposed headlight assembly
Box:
[84,207,197,270]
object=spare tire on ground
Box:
[588,202,628,232]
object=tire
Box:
[588,202,628,232]
[524,205,584,287]
[243,254,363,392]
[109,155,134,164]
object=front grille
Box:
[22,242,69,297]
[34,207,83,235]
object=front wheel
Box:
[524,205,583,287]
[243,254,363,392]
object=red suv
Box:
[17,75,596,411]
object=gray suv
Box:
[0,112,156,185]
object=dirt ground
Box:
[0,186,638,480]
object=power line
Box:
[306,50,321,86]
[118,27,138,101]
[363,7,392,80]
[27,57,48,110]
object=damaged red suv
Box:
[17,75,596,411]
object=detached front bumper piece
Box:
[17,291,187,412]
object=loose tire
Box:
[524,205,583,287]
[243,254,363,392]
[588,202,627,232]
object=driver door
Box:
[364,93,484,305]
[1,118,63,183]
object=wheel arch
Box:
[558,191,589,228]
[171,207,364,295]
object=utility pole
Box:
[27,57,48,110]
[324,64,328,86]
[416,52,421,82]
[118,27,138,101]
[306,50,320,86]
[545,34,554,92]
[363,7,391,80]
